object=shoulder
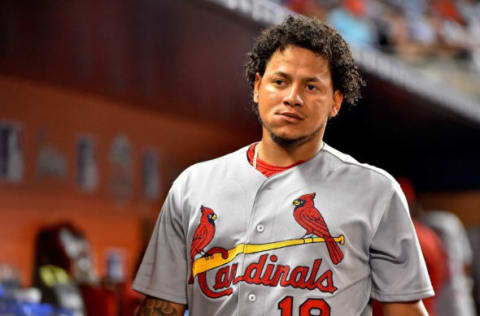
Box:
[322,143,398,189]
[172,145,251,189]
[182,145,248,176]
[162,145,250,213]
[319,143,406,209]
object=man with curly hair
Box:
[133,16,433,316]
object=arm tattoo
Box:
[135,298,181,316]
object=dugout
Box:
[0,0,479,283]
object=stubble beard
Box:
[260,117,326,149]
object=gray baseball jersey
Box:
[133,143,434,315]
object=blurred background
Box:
[0,0,479,315]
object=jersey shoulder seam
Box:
[181,145,248,176]
[169,144,250,211]
[322,144,398,244]
[322,144,396,183]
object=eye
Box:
[273,79,285,86]
[306,84,317,91]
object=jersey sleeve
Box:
[132,183,188,305]
[369,184,435,302]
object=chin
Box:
[269,131,312,148]
[267,124,323,148]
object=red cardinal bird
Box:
[293,193,343,264]
[189,205,217,283]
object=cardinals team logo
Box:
[190,194,345,298]
[293,192,344,264]
[189,206,217,283]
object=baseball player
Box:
[133,16,434,316]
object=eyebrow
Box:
[271,71,290,79]
[271,71,321,83]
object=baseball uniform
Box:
[133,143,434,315]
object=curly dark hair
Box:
[245,15,364,109]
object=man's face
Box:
[254,45,343,147]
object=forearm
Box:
[382,300,428,316]
[135,296,186,316]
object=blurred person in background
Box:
[457,0,480,70]
[396,178,477,316]
[327,0,378,48]
[423,0,471,60]
[373,2,433,60]
[132,15,433,316]
[286,0,336,20]
[423,211,477,316]
[288,0,480,72]
[467,226,480,312]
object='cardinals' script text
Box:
[196,254,337,298]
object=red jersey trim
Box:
[247,143,305,178]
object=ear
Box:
[253,73,262,104]
[329,90,343,118]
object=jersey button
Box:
[256,224,264,233]
[248,294,256,302]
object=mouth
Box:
[277,112,303,121]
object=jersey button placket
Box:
[239,179,272,314]
[256,224,264,233]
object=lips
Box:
[278,112,303,120]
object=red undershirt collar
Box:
[247,143,305,178]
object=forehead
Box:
[264,45,330,77]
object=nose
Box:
[283,84,303,107]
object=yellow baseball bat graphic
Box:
[192,235,345,277]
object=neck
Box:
[257,133,324,167]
